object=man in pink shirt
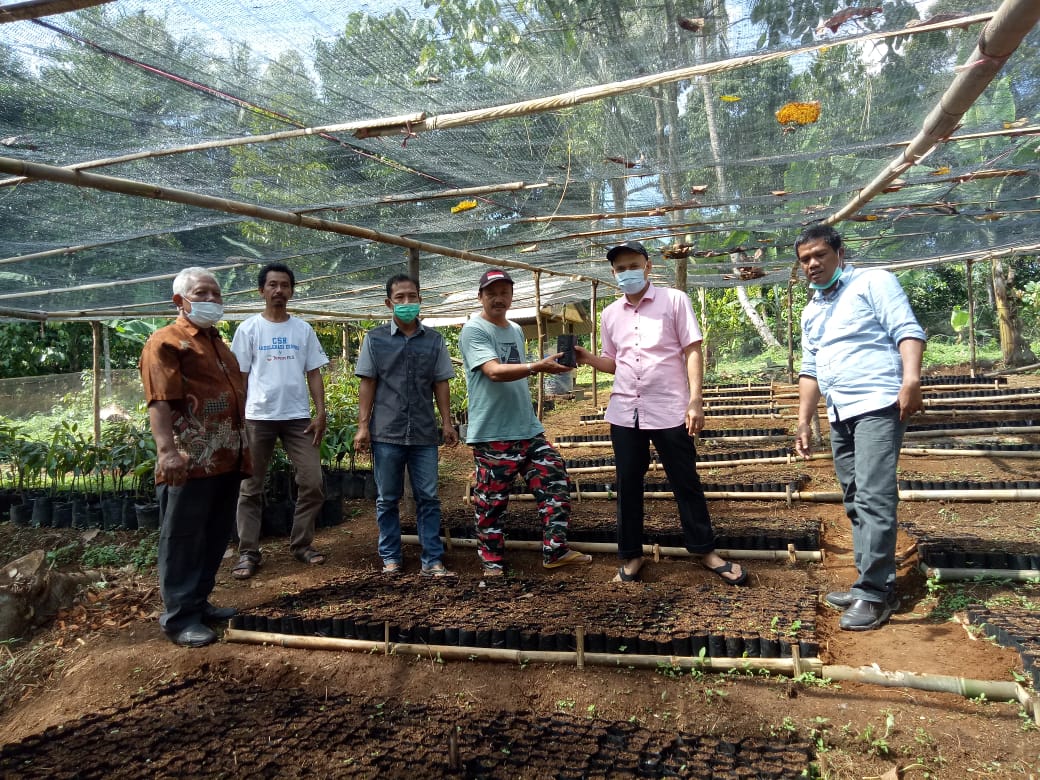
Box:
[575,241,747,585]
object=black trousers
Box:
[157,472,241,633]
[610,423,716,560]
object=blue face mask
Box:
[809,265,844,290]
[393,303,420,323]
[615,269,647,295]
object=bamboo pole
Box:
[407,247,420,285]
[904,424,1038,438]
[378,181,550,204]
[0,111,427,188]
[223,628,820,675]
[0,14,992,192]
[407,14,994,137]
[0,156,600,285]
[566,452,832,473]
[899,488,1040,501]
[826,0,1040,224]
[919,563,1040,582]
[966,259,977,377]
[923,390,1040,404]
[786,279,795,384]
[220,629,1038,721]
[986,361,1040,376]
[919,407,1040,417]
[822,664,1038,723]
[401,535,823,562]
[0,0,113,24]
[510,484,1040,503]
[590,281,599,409]
[0,259,250,302]
[91,321,101,446]
[0,306,47,321]
[901,447,1040,458]
[534,271,544,421]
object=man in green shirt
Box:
[459,268,591,577]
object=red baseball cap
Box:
[478,268,514,291]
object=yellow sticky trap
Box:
[451,200,477,214]
[720,95,741,102]
[775,101,821,126]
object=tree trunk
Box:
[991,258,1036,367]
[731,254,781,349]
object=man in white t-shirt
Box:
[230,263,329,578]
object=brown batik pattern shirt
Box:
[140,316,251,484]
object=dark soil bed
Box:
[0,672,815,779]
[239,565,819,658]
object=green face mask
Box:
[393,303,420,323]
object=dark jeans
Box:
[830,404,906,602]
[610,423,715,560]
[157,472,241,634]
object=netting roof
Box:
[1,0,1038,321]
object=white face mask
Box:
[185,300,224,328]
[615,268,647,295]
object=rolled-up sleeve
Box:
[871,273,926,345]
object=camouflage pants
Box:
[471,435,571,568]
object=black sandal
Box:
[294,548,326,566]
[232,551,260,580]
[615,565,641,582]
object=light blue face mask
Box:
[615,269,647,295]
[809,265,844,290]
[393,303,421,323]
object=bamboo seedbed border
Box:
[221,629,1039,722]
[923,390,1040,405]
[469,486,1040,504]
[901,446,1040,458]
[904,424,1038,438]
[403,535,822,563]
[919,562,1040,582]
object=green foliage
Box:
[81,534,158,571]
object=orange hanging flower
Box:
[775,101,822,126]
[451,200,477,214]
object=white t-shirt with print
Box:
[231,314,329,421]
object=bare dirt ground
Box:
[1,372,1039,777]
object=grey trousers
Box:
[157,472,241,634]
[236,418,324,556]
[829,404,906,603]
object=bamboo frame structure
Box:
[0,156,601,310]
[0,12,993,194]
[828,0,1040,224]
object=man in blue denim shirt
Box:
[794,225,925,631]
[354,274,459,577]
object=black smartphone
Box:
[556,334,577,367]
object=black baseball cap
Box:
[606,241,649,263]
[478,268,514,291]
